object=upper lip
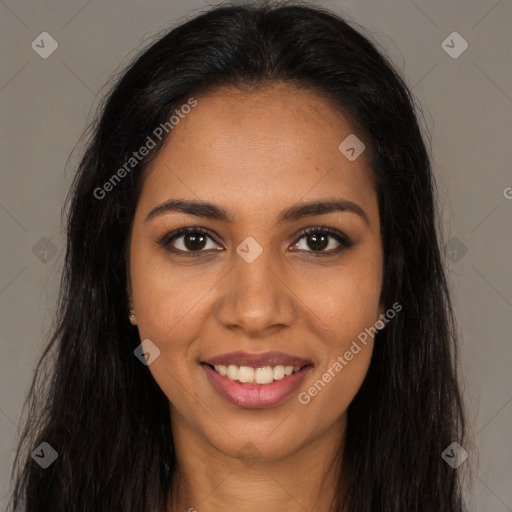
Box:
[203,351,312,368]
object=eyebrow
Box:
[145,197,370,226]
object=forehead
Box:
[137,84,378,225]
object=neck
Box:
[167,411,347,512]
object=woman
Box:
[8,2,469,511]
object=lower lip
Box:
[201,364,312,409]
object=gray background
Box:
[1,0,511,510]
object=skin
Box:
[128,83,385,512]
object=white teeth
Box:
[255,366,274,384]
[238,366,254,383]
[227,364,239,380]
[210,363,305,384]
[273,365,285,380]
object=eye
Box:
[159,227,222,255]
[158,225,352,257]
[291,226,352,257]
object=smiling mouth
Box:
[202,362,311,385]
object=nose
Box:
[214,246,297,338]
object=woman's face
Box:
[129,83,384,462]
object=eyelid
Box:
[294,225,351,245]
[158,226,222,253]
[158,225,352,256]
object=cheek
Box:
[294,252,381,413]
[300,249,383,338]
[297,344,372,430]
[129,252,210,408]
[130,236,382,412]
[130,239,208,338]
[131,240,383,350]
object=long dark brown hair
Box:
[8,2,469,510]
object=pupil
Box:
[309,233,327,251]
[185,233,206,251]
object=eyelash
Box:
[158,225,352,259]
